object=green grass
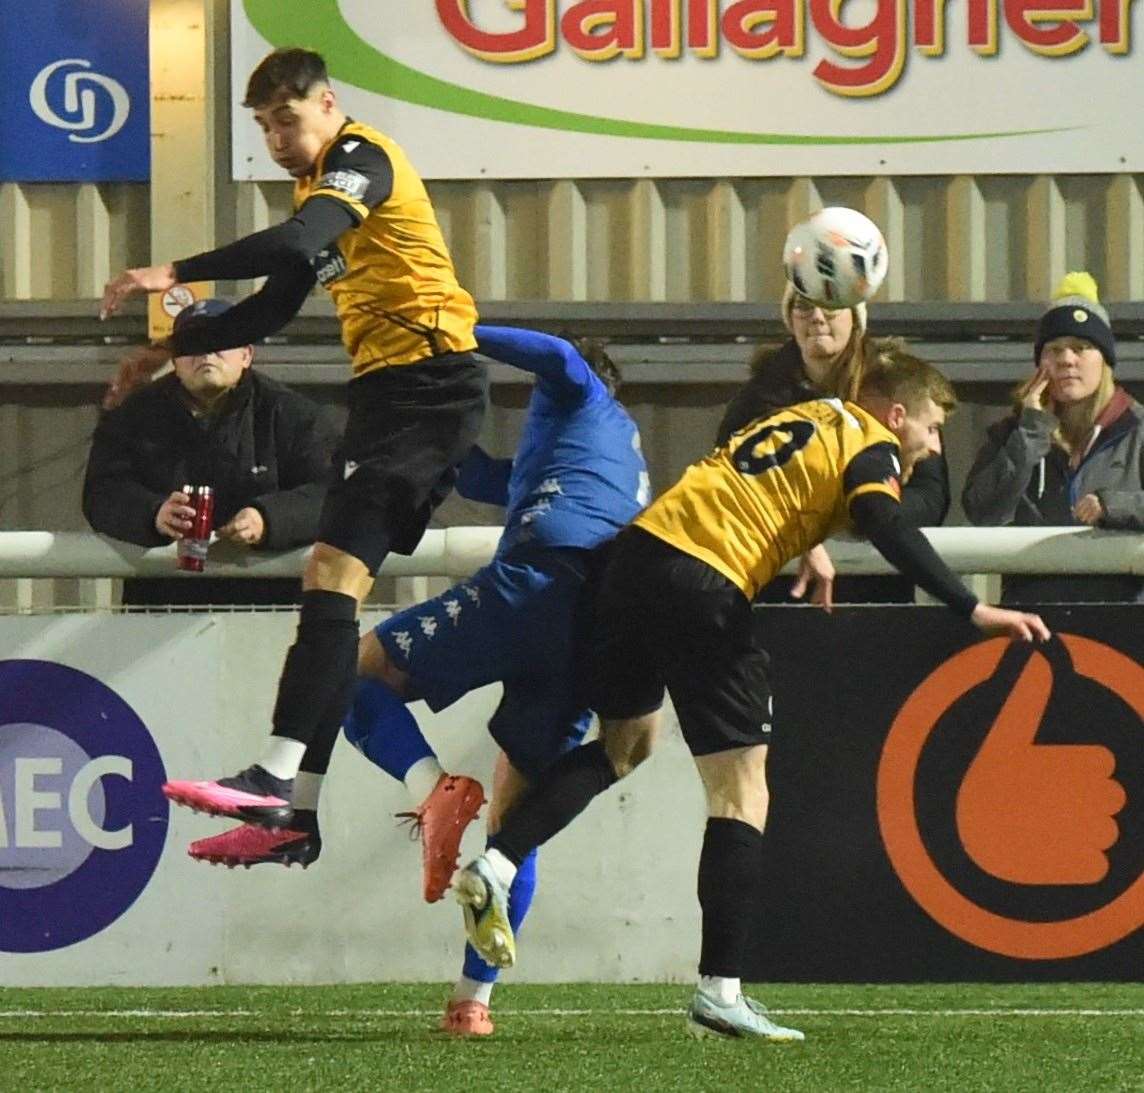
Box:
[1,983,1141,1092]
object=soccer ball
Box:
[782,207,888,308]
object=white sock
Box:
[699,975,740,1006]
[258,738,307,780]
[451,976,494,1006]
[404,756,445,805]
[292,772,323,812]
[483,847,518,889]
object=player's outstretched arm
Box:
[100,197,355,322]
[475,325,595,403]
[850,491,1050,643]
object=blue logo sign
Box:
[0,660,168,952]
[0,1,149,181]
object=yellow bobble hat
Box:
[781,281,867,336]
[1034,271,1116,367]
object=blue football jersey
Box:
[459,325,650,556]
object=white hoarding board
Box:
[0,613,704,985]
[232,0,1143,179]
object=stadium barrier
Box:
[0,529,1139,985]
[0,525,1141,580]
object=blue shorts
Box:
[374,548,594,780]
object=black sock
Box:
[489,740,618,866]
[298,704,342,778]
[697,817,764,979]
[271,590,359,748]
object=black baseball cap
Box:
[172,297,232,334]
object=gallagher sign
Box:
[232,0,1142,178]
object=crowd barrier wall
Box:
[0,528,1139,984]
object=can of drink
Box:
[176,486,214,572]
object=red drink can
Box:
[176,486,214,572]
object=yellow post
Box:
[148,0,220,336]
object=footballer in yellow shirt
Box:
[460,351,1049,1024]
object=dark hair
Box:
[243,48,330,109]
[571,336,621,396]
[858,345,957,415]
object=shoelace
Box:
[395,810,425,842]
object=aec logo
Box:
[0,660,167,952]
[878,635,1142,960]
[28,59,130,144]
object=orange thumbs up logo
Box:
[956,651,1126,886]
[877,634,1143,960]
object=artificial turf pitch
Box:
[1,982,1141,1091]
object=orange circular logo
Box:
[877,634,1143,959]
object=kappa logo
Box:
[29,59,130,144]
[877,635,1142,960]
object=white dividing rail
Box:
[0,526,1140,579]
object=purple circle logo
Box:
[0,660,168,952]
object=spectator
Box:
[718,282,950,604]
[83,298,338,605]
[963,272,1144,603]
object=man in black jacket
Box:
[83,298,338,605]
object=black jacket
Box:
[83,369,337,551]
[717,339,951,604]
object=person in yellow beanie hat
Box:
[963,271,1144,602]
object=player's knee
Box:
[357,630,408,695]
[304,542,373,600]
[601,717,658,779]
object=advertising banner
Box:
[1,608,1138,984]
[232,0,1143,179]
[0,0,149,182]
[750,605,1142,981]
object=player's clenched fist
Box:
[956,651,1126,885]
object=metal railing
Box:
[0,526,1139,580]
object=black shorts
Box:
[319,353,488,574]
[588,527,773,756]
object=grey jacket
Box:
[962,389,1144,602]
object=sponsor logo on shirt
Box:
[317,168,369,202]
[314,245,348,287]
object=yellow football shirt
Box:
[294,121,477,375]
[635,398,903,599]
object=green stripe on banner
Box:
[241,1,1073,147]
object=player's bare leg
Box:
[166,544,370,829]
[457,712,661,968]
[688,745,804,1042]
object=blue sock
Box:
[462,848,538,984]
[343,676,435,783]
